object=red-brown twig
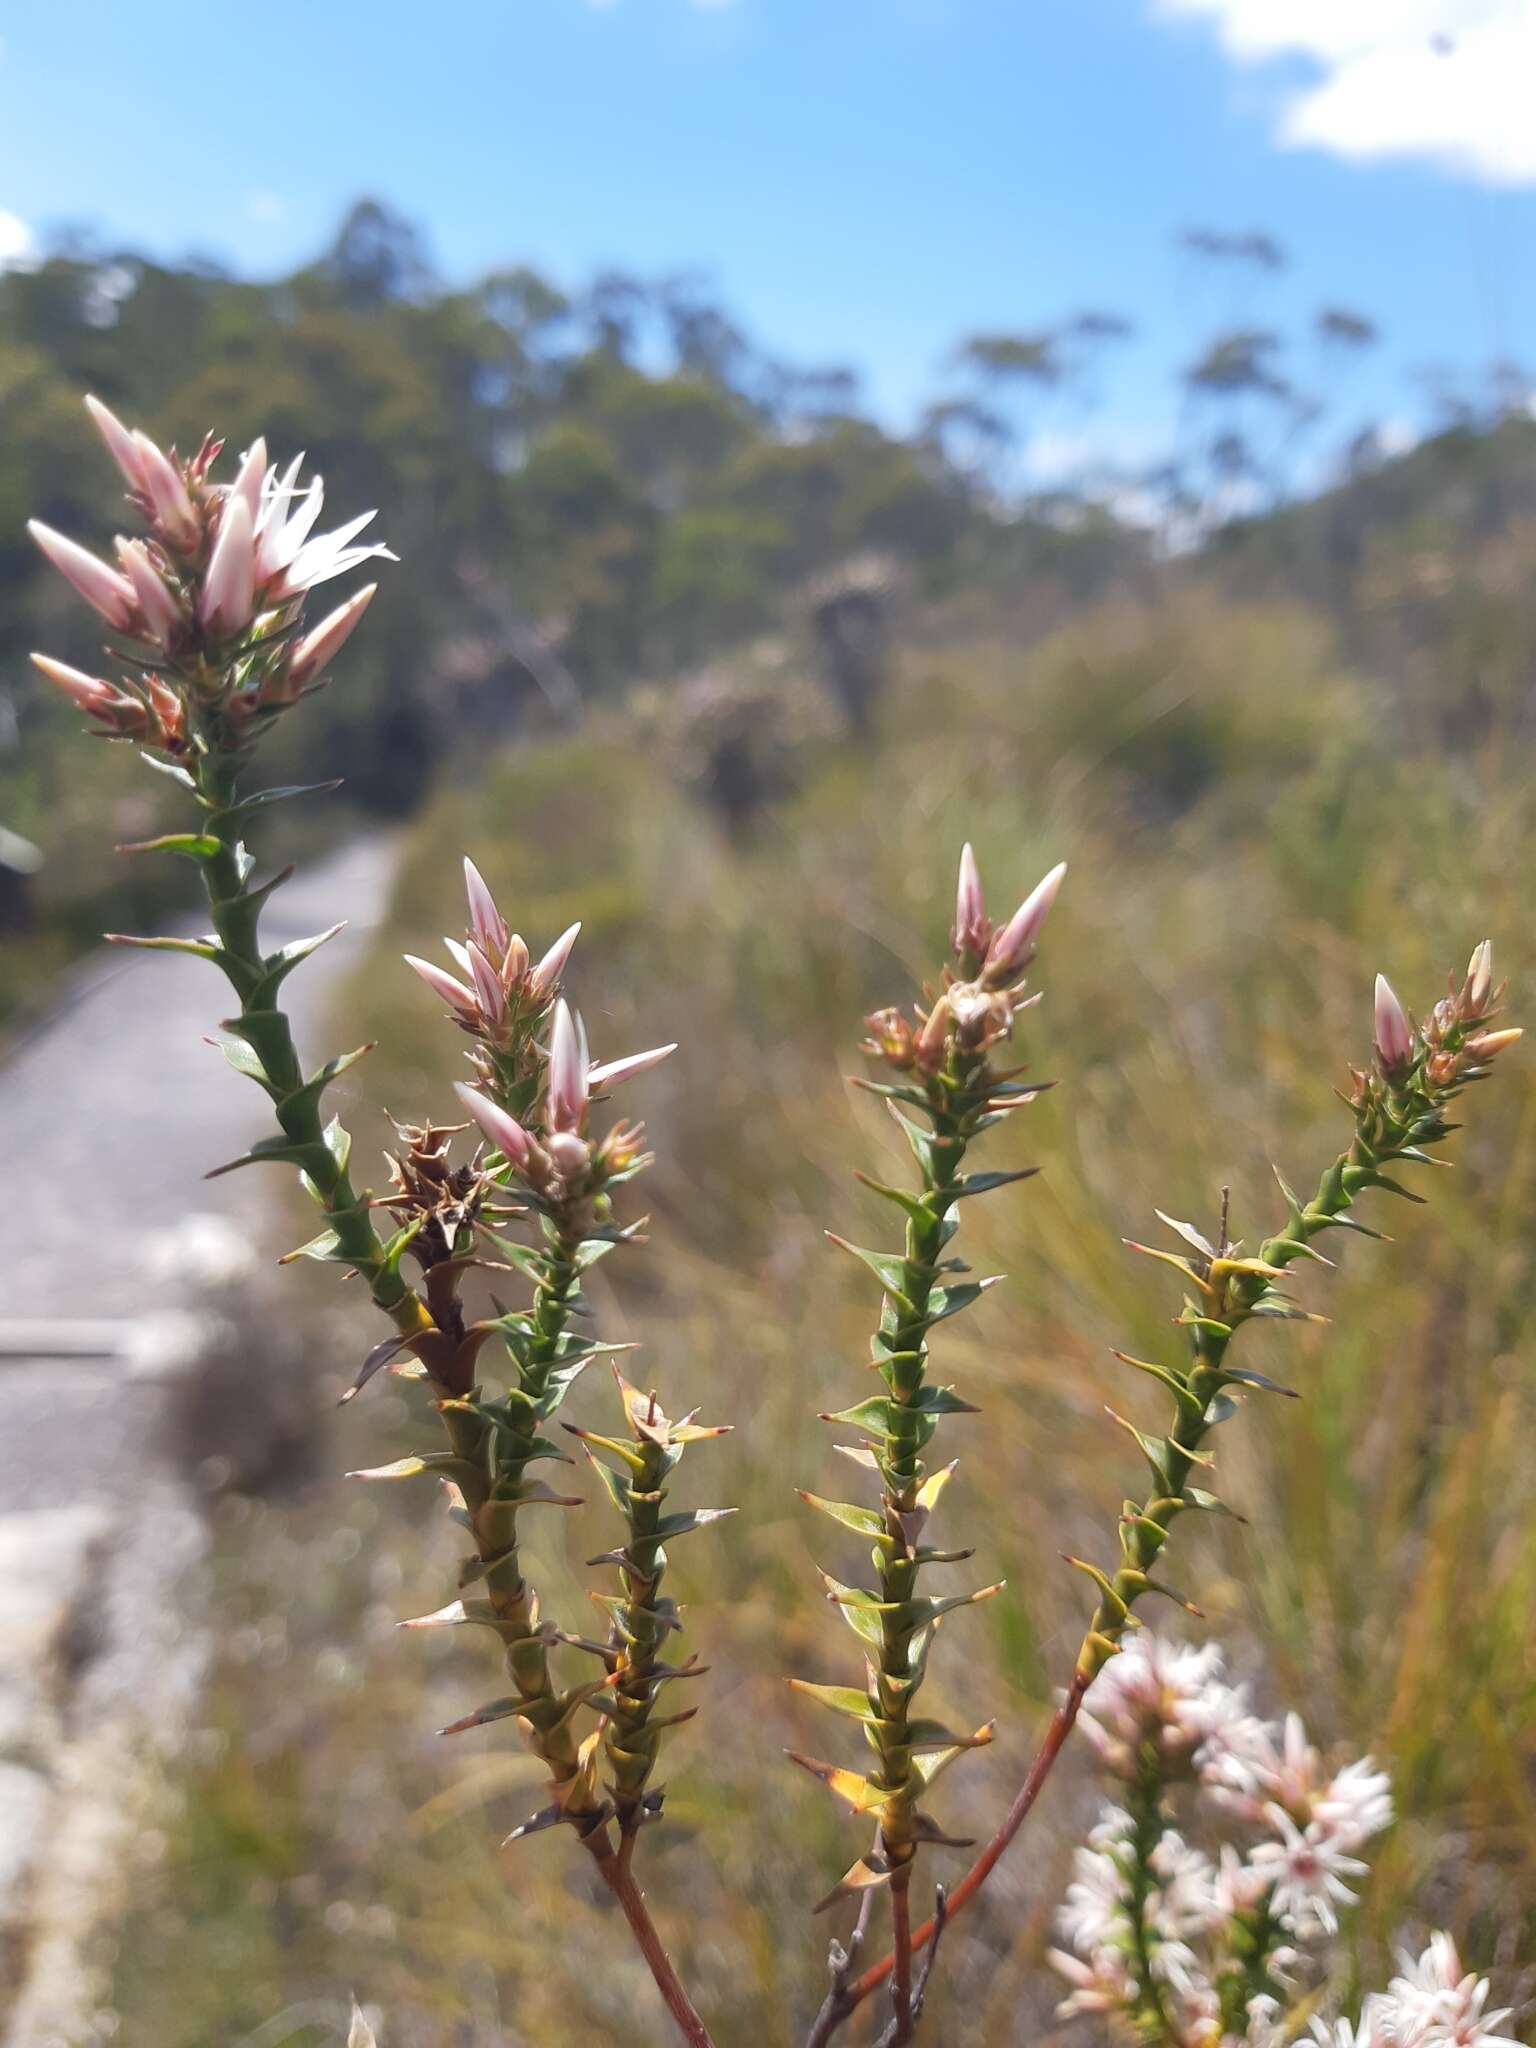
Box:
[889,1871,914,2042]
[587,1836,718,2048]
[805,1673,1089,2047]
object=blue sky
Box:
[4,0,1536,481]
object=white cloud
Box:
[245,189,285,226]
[1157,1,1536,184]
[0,208,34,272]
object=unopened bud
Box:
[454,1083,537,1174]
[85,394,148,493]
[30,652,116,713]
[1373,973,1415,1071]
[131,430,199,551]
[287,584,376,688]
[28,521,137,629]
[1465,940,1493,1013]
[588,1043,677,1092]
[983,861,1066,986]
[465,941,508,1026]
[404,954,479,1020]
[463,857,509,959]
[199,494,257,636]
[547,1001,590,1133]
[545,1130,591,1180]
[1466,1027,1522,1060]
[530,921,580,998]
[953,842,989,961]
[113,537,182,647]
[914,995,952,1074]
[862,1007,915,1069]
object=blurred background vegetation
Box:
[6,200,1536,2044]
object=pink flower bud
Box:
[953,841,988,959]
[113,537,181,647]
[984,860,1066,984]
[545,1130,591,1180]
[463,856,509,959]
[230,437,268,521]
[1467,1027,1522,1058]
[465,940,507,1025]
[453,1084,536,1173]
[1465,940,1493,1013]
[502,933,531,985]
[28,521,137,628]
[84,395,148,493]
[287,584,376,687]
[199,494,257,636]
[403,953,479,1019]
[131,431,198,551]
[546,1001,590,1133]
[1373,974,1415,1070]
[530,921,581,998]
[30,652,115,712]
[588,1043,678,1091]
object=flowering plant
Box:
[1053,1634,1518,2048]
[26,397,1528,2048]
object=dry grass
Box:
[108,592,1536,2044]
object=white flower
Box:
[1314,1756,1394,1851]
[1058,1838,1131,1956]
[1049,1943,1138,2018]
[1386,1933,1522,2048]
[1080,1633,1233,1778]
[1307,1998,1395,2048]
[254,454,395,599]
[1249,1806,1367,1937]
[1149,1830,1222,1940]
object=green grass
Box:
[107,591,1536,2044]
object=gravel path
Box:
[0,829,401,2043]
[0,832,400,1504]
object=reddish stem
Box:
[890,1872,914,2042]
[806,1673,1089,2047]
[587,1837,718,2048]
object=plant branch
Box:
[587,1835,719,2048]
[806,1672,1089,2046]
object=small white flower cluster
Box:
[1049,1635,1524,2048]
[1311,1933,1522,2048]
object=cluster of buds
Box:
[29,396,392,753]
[863,846,1066,1075]
[405,858,581,1092]
[455,998,673,1203]
[1371,941,1522,1093]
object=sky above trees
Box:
[2,1,1535,470]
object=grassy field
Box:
[107,587,1536,2045]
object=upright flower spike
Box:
[811,950,1520,2048]
[1069,954,1520,1694]
[567,1375,732,1840]
[793,845,1061,1967]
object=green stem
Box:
[872,1055,980,1857]
[194,752,433,1347]
[1124,1761,1178,2046]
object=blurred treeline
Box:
[10,199,1536,1014]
